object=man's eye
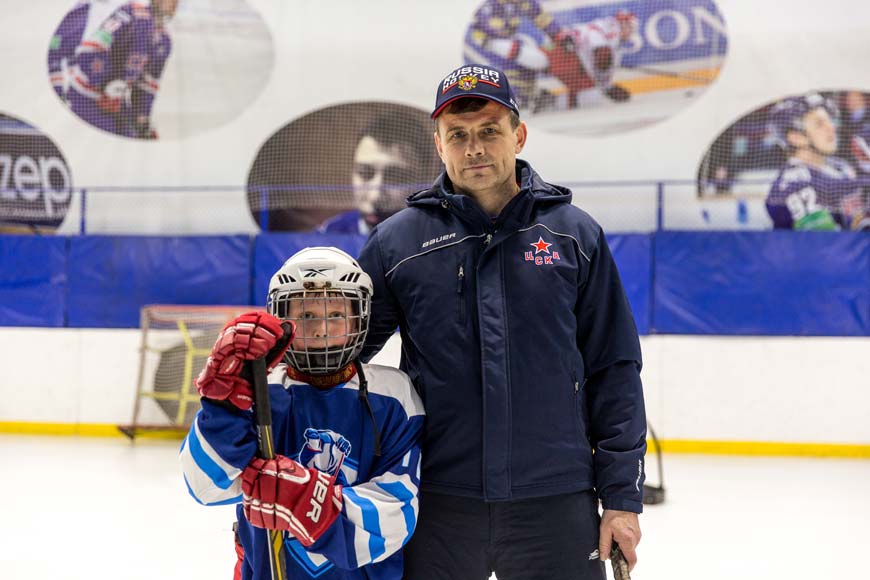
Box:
[328,311,347,319]
[302,312,317,320]
[449,132,465,140]
[354,164,377,181]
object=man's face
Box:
[618,18,636,42]
[433,100,526,198]
[352,136,416,226]
[790,108,837,155]
[286,293,358,351]
[156,0,180,20]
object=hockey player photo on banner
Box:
[697,90,870,231]
[46,0,274,140]
[0,113,73,234]
[246,103,443,232]
[462,0,728,135]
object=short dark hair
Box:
[358,110,431,164]
[434,97,521,131]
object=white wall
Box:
[1,328,868,447]
[4,0,870,233]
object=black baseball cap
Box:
[431,64,520,119]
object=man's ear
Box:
[786,130,809,150]
[515,121,528,154]
[434,129,445,161]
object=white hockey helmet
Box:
[267,247,373,375]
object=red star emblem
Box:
[530,236,552,254]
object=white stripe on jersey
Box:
[341,450,421,565]
[341,364,425,419]
[179,415,243,505]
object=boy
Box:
[181,247,423,579]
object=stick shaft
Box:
[624,64,713,83]
[250,358,287,580]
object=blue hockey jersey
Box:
[766,156,870,230]
[180,363,424,580]
[68,2,171,137]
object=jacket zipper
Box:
[456,263,466,322]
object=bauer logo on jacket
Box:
[524,236,561,266]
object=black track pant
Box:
[403,491,606,580]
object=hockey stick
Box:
[642,423,666,505]
[610,545,631,580]
[249,357,288,580]
[622,64,715,84]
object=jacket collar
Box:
[408,159,571,208]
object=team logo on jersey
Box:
[524,236,561,265]
[457,75,478,91]
[298,428,352,485]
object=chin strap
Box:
[354,360,382,457]
[285,364,357,389]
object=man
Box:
[766,93,870,231]
[318,111,437,235]
[357,64,646,580]
[67,0,177,139]
[181,247,424,579]
[546,10,638,110]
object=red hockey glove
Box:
[194,312,294,410]
[96,93,122,114]
[242,455,343,547]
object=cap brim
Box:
[431,94,519,119]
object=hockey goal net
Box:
[119,304,261,439]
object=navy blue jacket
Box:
[358,160,646,512]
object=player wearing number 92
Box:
[180,246,424,580]
[766,93,870,231]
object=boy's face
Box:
[286,293,358,350]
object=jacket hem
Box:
[421,479,596,502]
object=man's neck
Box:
[458,177,521,218]
[794,148,828,169]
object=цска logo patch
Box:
[524,236,561,265]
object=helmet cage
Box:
[268,285,370,375]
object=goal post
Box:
[119,304,261,439]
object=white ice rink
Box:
[3,434,868,580]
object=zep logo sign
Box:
[0,114,72,230]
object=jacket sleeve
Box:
[179,399,259,506]
[575,228,647,513]
[357,227,403,362]
[307,387,424,569]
